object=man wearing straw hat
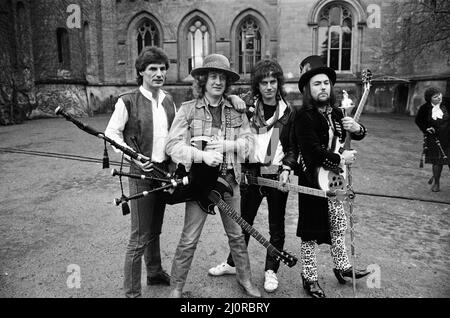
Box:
[166,53,260,298]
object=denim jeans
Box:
[227,176,288,272]
[170,179,252,290]
[123,165,166,298]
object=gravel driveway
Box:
[0,113,448,299]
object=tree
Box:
[383,0,450,73]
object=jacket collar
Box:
[195,96,232,109]
[253,97,291,126]
[278,99,292,125]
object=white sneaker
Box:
[208,262,236,276]
[264,270,278,293]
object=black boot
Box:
[301,274,325,298]
[333,267,370,284]
[147,270,171,286]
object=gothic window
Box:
[187,20,209,73]
[56,27,70,68]
[83,22,91,68]
[16,1,26,67]
[238,17,261,75]
[318,4,352,72]
[137,19,160,54]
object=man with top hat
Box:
[207,58,295,293]
[165,53,260,298]
[285,55,370,298]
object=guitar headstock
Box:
[271,249,298,268]
[361,69,372,90]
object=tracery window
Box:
[187,20,210,73]
[317,4,352,71]
[137,19,160,54]
[238,17,261,75]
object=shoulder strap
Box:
[221,107,232,176]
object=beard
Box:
[312,95,330,107]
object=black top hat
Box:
[298,55,336,93]
[191,54,240,83]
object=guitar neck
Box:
[353,87,370,123]
[210,195,282,256]
[344,86,370,149]
[246,176,327,198]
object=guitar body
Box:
[316,69,372,192]
[163,163,232,215]
[316,138,347,192]
[195,168,234,215]
[164,162,298,267]
[316,167,346,192]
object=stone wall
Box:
[2,0,449,125]
[33,84,89,118]
[0,0,36,125]
[111,0,278,83]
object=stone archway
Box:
[393,83,409,114]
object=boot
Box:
[333,267,370,284]
[169,288,183,298]
[301,274,325,298]
[237,280,261,298]
[147,270,171,286]
[431,178,440,192]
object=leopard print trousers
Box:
[301,199,352,282]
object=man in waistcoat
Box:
[105,46,176,298]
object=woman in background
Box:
[415,87,450,192]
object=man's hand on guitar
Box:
[202,150,223,167]
[279,170,290,192]
[342,116,362,133]
[341,149,357,165]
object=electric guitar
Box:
[164,163,298,268]
[206,176,298,268]
[242,173,353,201]
[316,69,372,191]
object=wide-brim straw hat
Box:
[298,55,336,93]
[191,54,240,83]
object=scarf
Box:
[251,99,281,131]
[431,103,443,120]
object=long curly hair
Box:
[192,71,232,99]
[250,59,286,100]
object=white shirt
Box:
[104,86,176,162]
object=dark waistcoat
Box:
[120,89,175,159]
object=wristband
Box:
[357,125,364,135]
[281,166,291,173]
